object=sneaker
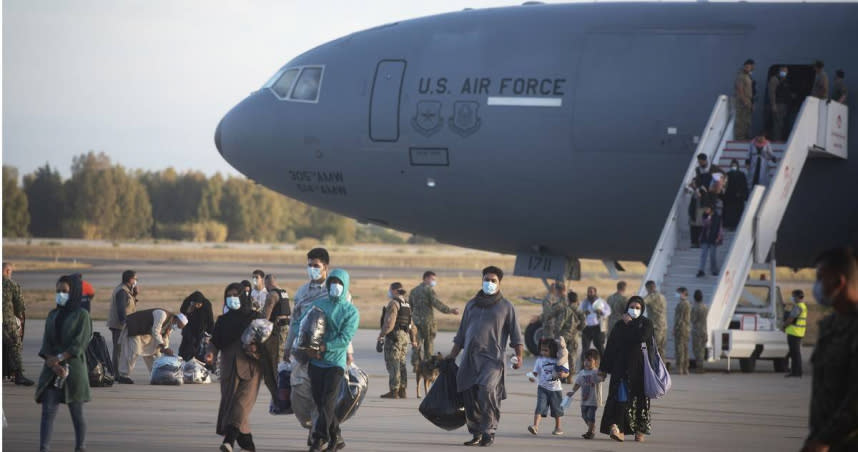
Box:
[219,443,233,452]
[582,431,595,440]
[116,376,134,384]
[552,429,564,436]
[527,425,537,435]
[398,387,406,399]
[478,433,494,447]
[696,270,705,278]
[14,373,34,386]
[309,438,324,452]
[609,425,624,442]
[463,434,482,446]
[380,391,398,399]
[325,438,345,451]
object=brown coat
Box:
[214,340,262,435]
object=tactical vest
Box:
[785,302,807,338]
[125,308,174,337]
[395,299,412,331]
[268,288,291,322]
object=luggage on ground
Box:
[419,359,465,430]
[270,361,293,415]
[182,358,212,384]
[85,332,115,387]
[150,355,183,385]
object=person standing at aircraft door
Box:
[580,287,611,362]
[812,60,829,100]
[643,281,667,355]
[690,290,708,373]
[784,289,807,378]
[673,287,691,375]
[409,271,459,364]
[723,159,748,231]
[606,281,628,337]
[734,59,755,140]
[769,66,792,141]
[802,247,858,452]
[832,70,848,103]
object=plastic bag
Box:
[290,362,315,428]
[242,319,274,360]
[642,341,671,399]
[150,355,183,386]
[419,359,465,430]
[335,364,368,422]
[270,361,293,415]
[182,358,212,384]
[292,306,326,364]
[85,332,115,387]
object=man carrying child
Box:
[528,338,569,436]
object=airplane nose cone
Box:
[214,118,224,156]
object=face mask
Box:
[779,71,787,78]
[482,281,498,295]
[675,293,681,300]
[308,266,323,281]
[329,283,344,298]
[132,281,138,289]
[388,290,393,299]
[251,279,259,289]
[56,292,69,306]
[226,296,241,311]
[430,280,437,287]
[628,307,642,319]
[749,71,753,76]
[813,280,832,306]
[731,165,739,171]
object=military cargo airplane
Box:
[215,2,857,276]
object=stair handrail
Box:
[638,95,732,295]
[706,186,766,339]
[754,97,822,263]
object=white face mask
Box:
[132,281,138,289]
[482,281,498,295]
[226,296,241,310]
[329,283,344,298]
[430,280,437,287]
[56,292,69,306]
[627,307,642,319]
[308,266,323,281]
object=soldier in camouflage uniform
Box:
[644,280,668,354]
[606,281,628,336]
[380,282,418,399]
[734,59,755,140]
[409,271,458,365]
[540,281,566,340]
[557,291,584,375]
[690,289,709,374]
[2,262,34,385]
[673,287,692,375]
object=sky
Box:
[2,0,574,179]
[4,0,817,180]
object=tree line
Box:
[2,152,413,244]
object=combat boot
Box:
[380,391,398,399]
[398,386,406,398]
[14,372,34,386]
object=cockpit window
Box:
[270,69,300,100]
[290,67,324,102]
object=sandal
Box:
[582,431,595,440]
[527,425,538,435]
[610,425,624,442]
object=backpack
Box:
[85,332,115,387]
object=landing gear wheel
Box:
[773,358,788,373]
[739,357,756,373]
[524,321,544,356]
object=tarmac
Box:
[3,320,812,451]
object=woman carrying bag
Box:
[599,296,655,443]
[36,274,93,452]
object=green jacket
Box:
[35,308,93,404]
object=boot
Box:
[380,390,398,399]
[14,372,34,386]
[463,434,482,446]
[398,386,406,399]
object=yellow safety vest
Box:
[785,302,807,338]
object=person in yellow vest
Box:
[784,289,807,378]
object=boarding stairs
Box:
[638,95,848,369]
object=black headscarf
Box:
[211,282,255,350]
[180,290,215,336]
[625,295,647,325]
[55,274,83,342]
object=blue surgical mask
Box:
[308,266,323,281]
[628,308,642,319]
[226,296,241,310]
[675,293,681,300]
[388,290,393,299]
[55,292,69,306]
[329,283,344,298]
[779,71,787,78]
[430,280,437,287]
[482,281,498,295]
[813,280,832,306]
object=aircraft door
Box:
[369,60,406,142]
